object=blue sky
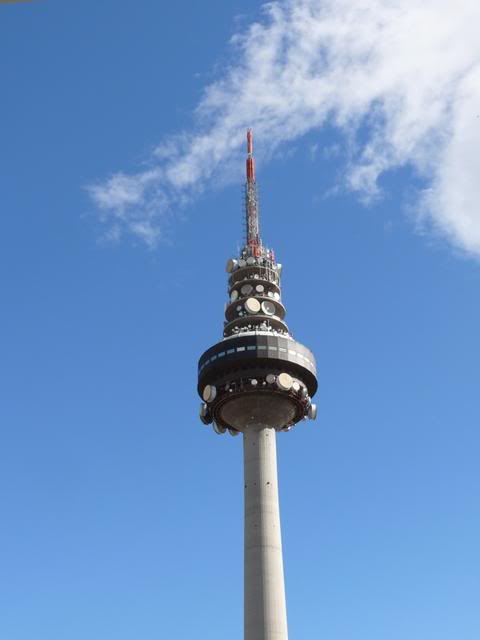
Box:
[1,2,479,639]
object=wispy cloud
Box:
[89,0,480,256]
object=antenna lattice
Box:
[245,129,261,249]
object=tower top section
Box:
[197,128,318,434]
[245,129,261,249]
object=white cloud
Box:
[89,0,480,256]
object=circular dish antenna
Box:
[267,291,274,298]
[255,284,265,293]
[276,263,283,275]
[273,292,280,301]
[308,404,317,420]
[226,258,238,273]
[247,256,255,265]
[241,284,253,296]
[262,300,276,316]
[230,290,239,302]
[266,374,276,384]
[202,385,217,403]
[277,373,293,391]
[199,403,211,425]
[238,259,247,268]
[213,421,226,435]
[245,298,261,314]
[292,381,301,393]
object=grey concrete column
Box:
[244,426,288,640]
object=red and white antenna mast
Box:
[245,128,261,250]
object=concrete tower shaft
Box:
[244,427,288,640]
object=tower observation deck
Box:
[197,130,318,640]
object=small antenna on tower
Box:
[245,129,261,249]
[246,129,255,181]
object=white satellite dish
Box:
[245,298,261,314]
[308,404,317,420]
[238,259,247,268]
[292,381,301,393]
[202,385,217,403]
[226,258,238,273]
[255,284,265,293]
[273,292,280,301]
[247,256,255,265]
[261,301,276,316]
[230,290,239,302]
[266,374,276,384]
[276,373,293,391]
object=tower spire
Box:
[245,128,261,249]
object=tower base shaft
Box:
[244,427,288,640]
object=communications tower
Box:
[197,130,318,640]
